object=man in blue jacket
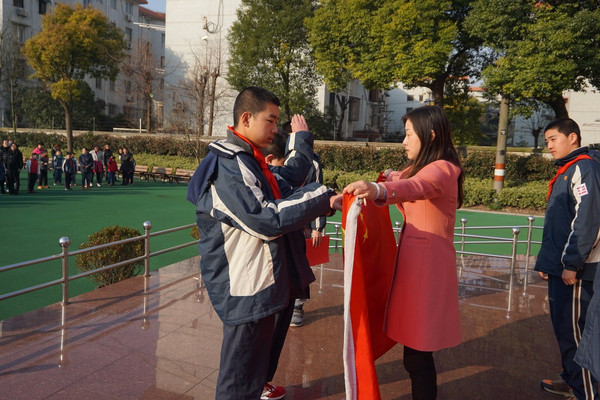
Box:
[187,86,336,400]
[535,118,600,400]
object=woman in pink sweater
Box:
[341,105,464,399]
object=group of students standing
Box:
[0,140,136,194]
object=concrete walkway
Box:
[0,254,565,399]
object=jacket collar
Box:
[555,146,589,167]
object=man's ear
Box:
[241,111,252,128]
[568,132,579,146]
[265,154,274,165]
[431,130,436,142]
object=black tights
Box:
[403,346,437,400]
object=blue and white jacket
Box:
[534,147,600,281]
[187,132,334,325]
[270,130,326,233]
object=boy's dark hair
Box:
[544,118,581,146]
[233,86,280,128]
[281,121,292,134]
[262,131,287,160]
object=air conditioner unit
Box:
[125,13,133,22]
[16,8,28,17]
[126,41,132,49]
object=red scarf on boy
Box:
[227,126,281,199]
[546,154,592,201]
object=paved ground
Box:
[0,253,571,400]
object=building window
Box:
[13,0,24,8]
[160,78,164,89]
[108,103,118,116]
[39,0,47,14]
[15,25,26,43]
[124,80,131,94]
[406,107,413,114]
[125,27,132,42]
[161,33,165,46]
[109,80,115,92]
[111,0,116,9]
[407,94,414,102]
[95,78,102,89]
[83,0,91,7]
[160,56,165,68]
[125,1,133,15]
[349,97,360,122]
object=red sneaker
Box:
[261,382,286,399]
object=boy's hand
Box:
[311,230,322,247]
[291,114,309,132]
[330,193,343,211]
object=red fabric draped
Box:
[227,126,281,199]
[342,192,396,400]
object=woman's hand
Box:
[343,180,379,200]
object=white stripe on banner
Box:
[343,197,363,400]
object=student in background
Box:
[53,150,64,186]
[106,156,118,186]
[62,152,76,191]
[37,150,49,189]
[26,153,39,193]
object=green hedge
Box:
[462,150,554,184]
[462,178,548,211]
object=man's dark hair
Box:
[233,86,280,128]
[544,118,581,146]
[262,131,287,160]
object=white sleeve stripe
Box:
[211,185,279,241]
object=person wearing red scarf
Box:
[535,118,600,400]
[188,86,336,400]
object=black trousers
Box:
[404,346,437,400]
[6,167,19,193]
[215,299,295,400]
[548,275,598,400]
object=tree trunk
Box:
[208,68,219,137]
[146,96,151,134]
[60,101,73,153]
[430,79,445,107]
[335,94,348,141]
[548,97,569,119]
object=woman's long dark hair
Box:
[402,106,464,208]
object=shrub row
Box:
[462,150,554,184]
[0,130,209,159]
[462,178,547,211]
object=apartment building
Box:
[0,0,165,130]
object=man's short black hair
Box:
[233,86,280,128]
[544,118,581,146]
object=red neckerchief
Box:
[227,126,281,199]
[546,154,592,201]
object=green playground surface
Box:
[0,173,544,321]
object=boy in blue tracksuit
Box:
[187,86,335,400]
[535,118,600,400]
[267,114,326,327]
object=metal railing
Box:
[1,215,543,308]
[0,221,199,305]
[326,215,543,279]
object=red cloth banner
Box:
[342,193,397,400]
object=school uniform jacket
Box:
[534,147,600,281]
[270,130,326,232]
[187,132,334,325]
[379,160,462,352]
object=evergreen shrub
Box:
[75,225,144,287]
